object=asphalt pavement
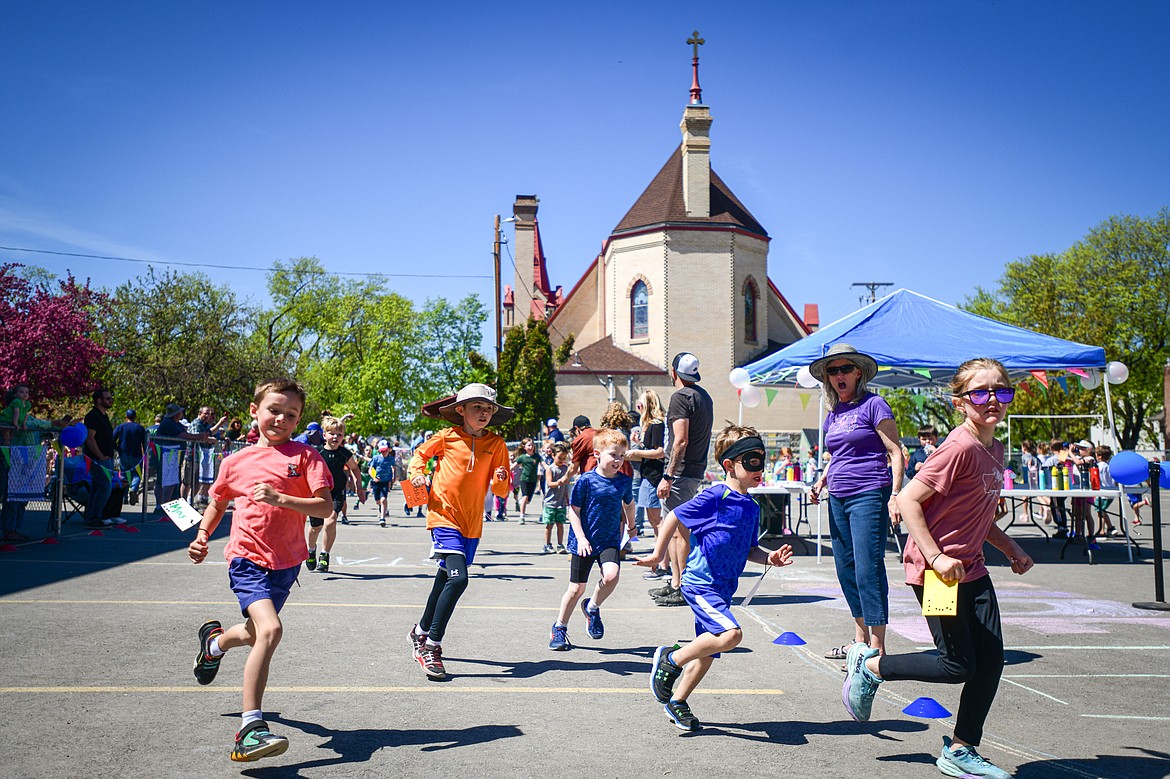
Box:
[1,489,1169,778]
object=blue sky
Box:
[2,1,1167,348]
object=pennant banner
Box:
[914,369,933,378]
[798,392,812,410]
[765,388,778,406]
[1066,368,1088,378]
[1030,370,1049,388]
[1056,376,1068,394]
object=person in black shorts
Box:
[548,428,635,651]
[307,417,366,573]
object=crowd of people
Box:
[2,345,1150,778]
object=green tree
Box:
[98,267,280,419]
[497,317,563,438]
[964,208,1170,448]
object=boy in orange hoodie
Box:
[406,384,512,680]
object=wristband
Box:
[930,552,943,567]
[662,474,675,481]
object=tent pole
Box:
[1102,369,1134,562]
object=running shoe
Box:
[231,720,289,762]
[408,626,427,659]
[549,623,571,651]
[418,643,446,679]
[316,551,329,573]
[108,517,127,525]
[380,519,386,527]
[842,642,882,722]
[654,588,686,607]
[937,735,1013,779]
[542,543,554,553]
[193,620,224,685]
[353,500,361,510]
[305,550,317,571]
[649,582,674,598]
[642,567,667,581]
[340,516,349,525]
[581,598,604,639]
[664,699,701,732]
[650,645,683,703]
[556,544,567,554]
[519,516,526,525]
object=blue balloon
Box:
[59,423,86,448]
[1160,461,1170,491]
[1109,450,1150,486]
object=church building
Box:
[503,39,821,450]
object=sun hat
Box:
[809,343,879,383]
[1075,439,1093,449]
[437,383,514,426]
[671,352,701,382]
[164,403,184,417]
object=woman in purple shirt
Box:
[809,344,904,657]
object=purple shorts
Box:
[430,527,480,568]
[229,557,299,617]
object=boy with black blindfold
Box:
[636,424,794,731]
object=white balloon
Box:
[728,367,751,389]
[796,366,821,388]
[739,384,762,408]
[1079,369,1102,390]
[1106,361,1129,385]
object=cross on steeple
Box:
[687,30,705,104]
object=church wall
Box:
[767,290,806,345]
[547,261,600,350]
[606,233,669,369]
[663,228,735,387]
[731,233,770,368]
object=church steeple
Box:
[680,31,712,219]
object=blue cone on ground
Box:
[902,696,951,718]
[772,632,807,645]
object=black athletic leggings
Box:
[877,574,1003,746]
[419,553,469,644]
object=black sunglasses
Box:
[826,364,857,377]
[959,387,1015,405]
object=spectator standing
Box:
[651,352,713,607]
[245,421,260,445]
[625,389,666,573]
[905,425,939,480]
[1,384,67,541]
[154,403,208,508]
[224,418,245,443]
[808,343,903,658]
[545,418,566,444]
[569,415,597,477]
[83,388,123,527]
[113,409,147,504]
[188,406,230,509]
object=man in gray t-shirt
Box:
[540,444,572,554]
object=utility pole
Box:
[493,214,502,369]
[851,281,893,308]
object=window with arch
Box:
[631,280,649,339]
[744,278,759,343]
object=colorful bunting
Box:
[1056,376,1068,394]
[914,369,932,379]
[1030,370,1049,388]
[798,392,812,410]
[765,388,778,406]
[1067,368,1088,378]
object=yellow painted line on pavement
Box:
[0,685,784,695]
[0,598,666,612]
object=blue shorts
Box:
[228,557,299,617]
[681,584,741,658]
[372,480,391,501]
[637,478,662,509]
[430,527,480,568]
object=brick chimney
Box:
[680,104,712,218]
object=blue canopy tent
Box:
[742,288,1122,562]
[744,288,1106,388]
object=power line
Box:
[0,244,492,279]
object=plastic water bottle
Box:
[1089,466,1101,490]
[1039,467,1051,490]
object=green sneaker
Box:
[937,736,1013,778]
[305,549,317,572]
[664,698,702,731]
[230,720,288,762]
[842,642,882,722]
[316,551,329,573]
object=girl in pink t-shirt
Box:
[840,358,1035,779]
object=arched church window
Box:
[744,278,758,343]
[631,280,649,339]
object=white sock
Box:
[587,601,600,613]
[425,638,441,648]
[554,621,567,629]
[242,709,263,727]
[208,636,225,657]
[413,624,427,637]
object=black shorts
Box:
[569,546,621,584]
[519,480,537,500]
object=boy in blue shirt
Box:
[549,427,635,651]
[636,424,793,731]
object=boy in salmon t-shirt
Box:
[188,379,333,763]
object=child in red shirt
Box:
[188,379,332,763]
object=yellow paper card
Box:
[922,569,958,616]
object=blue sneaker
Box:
[842,642,882,722]
[664,698,701,731]
[937,736,1013,778]
[549,623,571,651]
[581,598,604,639]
